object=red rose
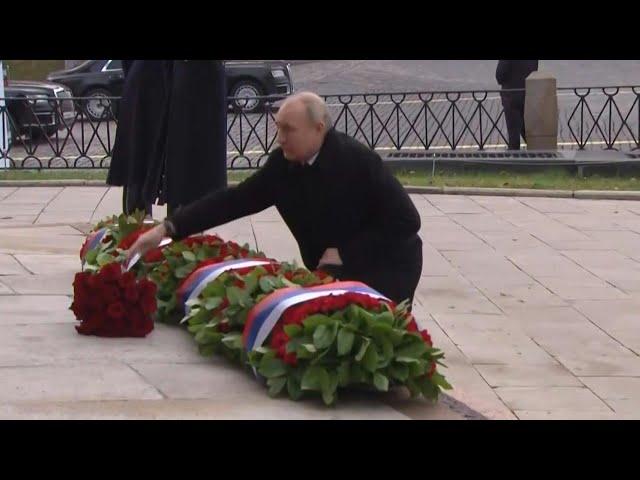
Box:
[73,272,90,290]
[124,286,140,303]
[102,235,112,244]
[118,271,136,289]
[99,262,122,283]
[406,319,419,333]
[142,297,157,315]
[283,352,298,366]
[140,280,157,299]
[218,321,231,333]
[128,307,153,337]
[234,279,245,288]
[107,302,125,320]
[277,344,287,358]
[102,286,120,305]
[269,328,289,350]
[428,362,436,378]
[86,274,102,290]
[420,330,433,346]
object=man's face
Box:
[275,101,323,163]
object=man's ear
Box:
[316,121,325,133]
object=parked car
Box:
[46,60,295,119]
[3,79,75,140]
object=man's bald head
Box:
[275,92,333,163]
[280,92,333,131]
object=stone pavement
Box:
[1,186,640,419]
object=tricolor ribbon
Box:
[242,281,390,354]
[177,258,276,315]
[80,228,108,267]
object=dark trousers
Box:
[322,242,423,311]
[501,91,527,150]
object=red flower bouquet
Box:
[70,262,157,337]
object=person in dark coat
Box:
[107,60,167,215]
[126,92,423,306]
[107,60,228,216]
[496,60,539,150]
[160,60,228,212]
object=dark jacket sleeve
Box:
[337,152,421,271]
[167,156,280,239]
[496,60,511,86]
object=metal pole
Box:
[0,59,9,169]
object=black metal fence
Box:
[1,86,638,170]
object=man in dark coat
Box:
[107,60,228,215]
[496,60,539,150]
[126,92,423,306]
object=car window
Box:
[104,60,122,71]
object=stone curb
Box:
[2,180,640,201]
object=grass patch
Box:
[1,167,639,191]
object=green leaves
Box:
[337,328,355,356]
[221,333,243,350]
[296,343,317,359]
[373,372,389,392]
[284,324,302,338]
[337,361,350,387]
[431,372,453,390]
[300,366,337,405]
[396,340,427,360]
[301,366,328,391]
[389,363,409,382]
[313,323,338,350]
[227,286,250,307]
[85,249,98,265]
[361,343,379,373]
[204,297,223,311]
[267,377,287,397]
[302,314,334,333]
[194,327,223,345]
[287,377,303,400]
[355,338,371,362]
[259,276,277,293]
[174,263,195,279]
[96,252,113,267]
[258,356,287,378]
[181,251,196,262]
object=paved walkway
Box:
[1,186,640,419]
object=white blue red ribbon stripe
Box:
[177,258,275,314]
[80,228,108,265]
[242,281,390,353]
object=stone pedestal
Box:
[525,72,558,150]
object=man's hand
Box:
[125,223,167,268]
[318,248,343,267]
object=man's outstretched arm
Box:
[126,158,279,263]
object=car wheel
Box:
[229,80,265,114]
[83,88,114,122]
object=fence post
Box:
[525,71,558,150]
[0,60,9,168]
